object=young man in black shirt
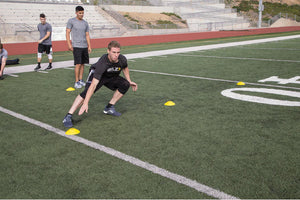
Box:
[63,41,138,128]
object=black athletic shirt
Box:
[91,54,128,80]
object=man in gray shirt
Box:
[0,43,8,80]
[34,13,53,71]
[66,6,92,89]
[0,43,19,80]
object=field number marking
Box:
[258,76,300,85]
[221,88,300,106]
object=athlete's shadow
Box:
[73,118,83,125]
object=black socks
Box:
[107,103,113,108]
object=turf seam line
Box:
[63,67,75,70]
[130,69,300,91]
[0,105,239,200]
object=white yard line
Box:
[124,34,300,60]
[237,47,300,51]
[4,34,300,75]
[5,74,19,77]
[177,54,300,63]
[130,69,300,91]
[0,105,239,199]
[5,60,75,74]
[38,71,49,73]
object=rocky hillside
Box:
[226,0,300,26]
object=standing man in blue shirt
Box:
[35,13,53,71]
[66,6,92,89]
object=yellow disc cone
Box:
[65,128,80,135]
[66,87,75,91]
[237,81,245,86]
[164,101,175,106]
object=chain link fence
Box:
[268,12,300,26]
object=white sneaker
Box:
[79,80,86,87]
[74,81,82,89]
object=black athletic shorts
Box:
[38,44,52,54]
[80,70,130,99]
[73,47,89,65]
[0,58,19,65]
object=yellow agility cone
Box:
[237,82,246,86]
[66,87,75,91]
[65,128,80,135]
[164,101,176,106]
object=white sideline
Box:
[0,105,238,199]
[4,34,300,75]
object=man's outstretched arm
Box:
[78,77,99,115]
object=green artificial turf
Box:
[1,32,299,198]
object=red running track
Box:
[4,26,300,56]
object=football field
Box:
[0,31,300,198]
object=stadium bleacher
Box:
[157,0,250,31]
[0,0,250,43]
[0,2,120,42]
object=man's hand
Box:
[68,44,73,51]
[130,81,138,91]
[78,103,88,115]
[38,39,43,44]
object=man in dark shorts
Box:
[66,6,92,89]
[0,43,19,80]
[63,41,138,128]
[34,13,53,71]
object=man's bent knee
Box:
[118,80,130,95]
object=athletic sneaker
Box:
[63,114,73,128]
[34,65,41,71]
[45,65,52,70]
[103,105,121,116]
[79,80,86,87]
[74,81,82,89]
